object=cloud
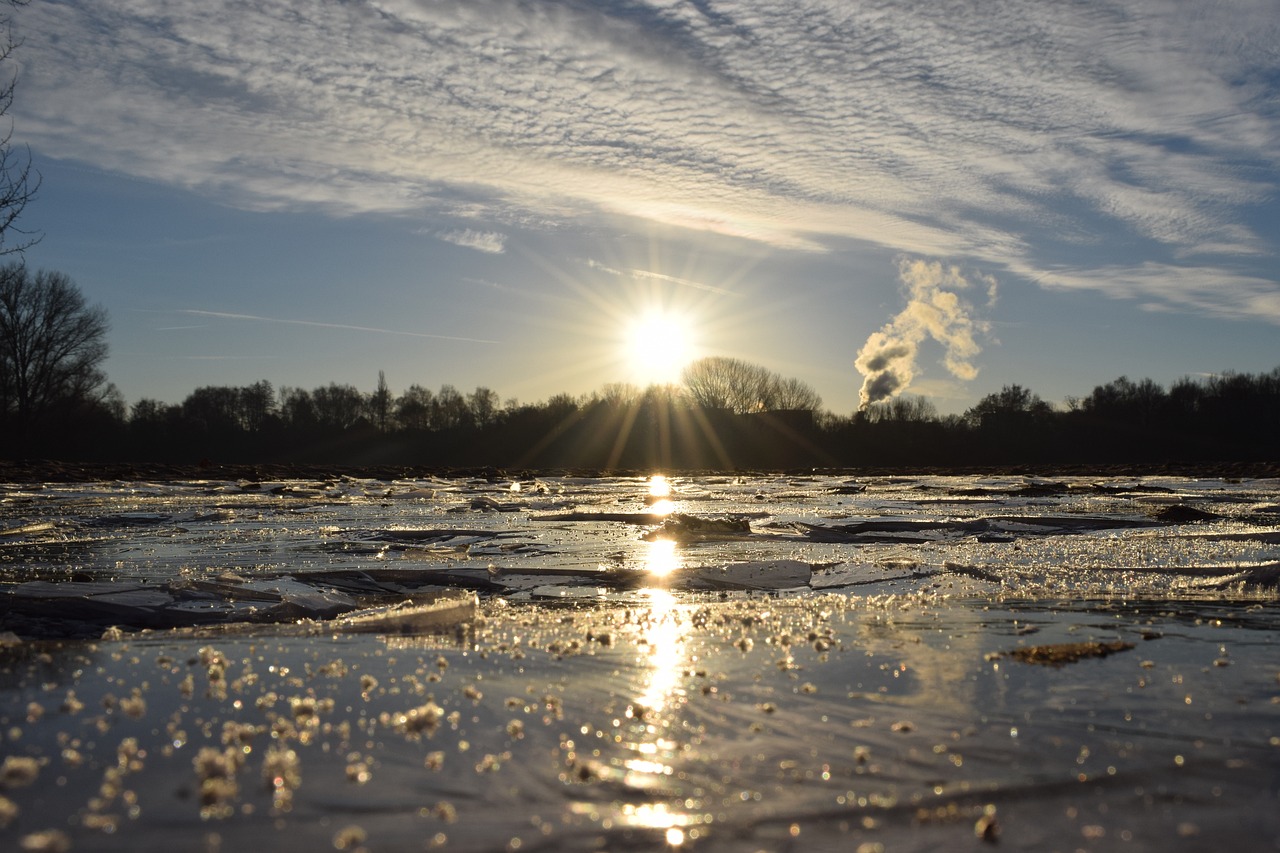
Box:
[176,310,499,344]
[855,259,994,409]
[11,1,1280,315]
[436,229,507,254]
[1030,263,1280,325]
[587,260,738,296]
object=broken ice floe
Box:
[788,513,1166,543]
[0,555,828,638]
[0,573,478,640]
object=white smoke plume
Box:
[855,259,995,409]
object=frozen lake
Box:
[1,473,1278,850]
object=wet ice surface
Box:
[1,473,1278,850]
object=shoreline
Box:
[3,458,1278,483]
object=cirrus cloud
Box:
[11,0,1280,322]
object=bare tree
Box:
[682,356,763,411]
[467,386,499,428]
[278,386,317,429]
[682,356,821,414]
[0,1,38,255]
[767,376,823,412]
[369,370,391,431]
[433,384,470,430]
[394,384,434,430]
[310,382,366,430]
[0,264,109,441]
[864,395,938,423]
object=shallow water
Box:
[1,473,1278,850]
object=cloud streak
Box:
[437,229,507,254]
[12,1,1280,320]
[587,260,738,297]
[177,310,499,344]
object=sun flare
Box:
[625,310,697,386]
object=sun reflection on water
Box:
[645,474,676,516]
[634,588,683,715]
[613,584,705,841]
[644,538,681,579]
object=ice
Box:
[0,473,1278,848]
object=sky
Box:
[7,0,1280,415]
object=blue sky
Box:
[9,0,1280,415]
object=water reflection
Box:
[645,474,676,516]
[615,562,699,842]
[633,588,683,715]
[644,538,680,579]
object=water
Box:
[1,473,1278,850]
[4,473,1278,597]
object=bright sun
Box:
[625,310,697,386]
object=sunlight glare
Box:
[636,588,682,715]
[648,474,671,498]
[644,538,681,578]
[625,310,697,386]
[645,474,676,514]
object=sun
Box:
[624,309,698,386]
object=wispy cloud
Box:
[1030,263,1280,325]
[13,1,1280,318]
[587,260,738,297]
[176,310,499,344]
[182,354,280,361]
[436,229,507,254]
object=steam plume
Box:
[855,259,994,409]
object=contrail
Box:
[628,269,739,297]
[587,260,739,296]
[177,310,500,344]
[854,259,994,409]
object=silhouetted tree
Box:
[0,1,37,256]
[278,386,317,430]
[1081,376,1167,427]
[181,385,243,434]
[682,356,821,413]
[0,264,109,445]
[434,384,469,430]
[683,356,759,411]
[468,386,499,428]
[963,384,1053,430]
[864,395,938,423]
[369,371,391,431]
[766,375,823,412]
[311,383,365,430]
[592,382,642,408]
[395,384,434,431]
[240,380,275,432]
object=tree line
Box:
[0,253,1276,471]
[1,256,1277,469]
[5,311,1277,470]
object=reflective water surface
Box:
[1,473,1277,850]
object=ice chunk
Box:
[332,592,478,634]
[686,559,812,590]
